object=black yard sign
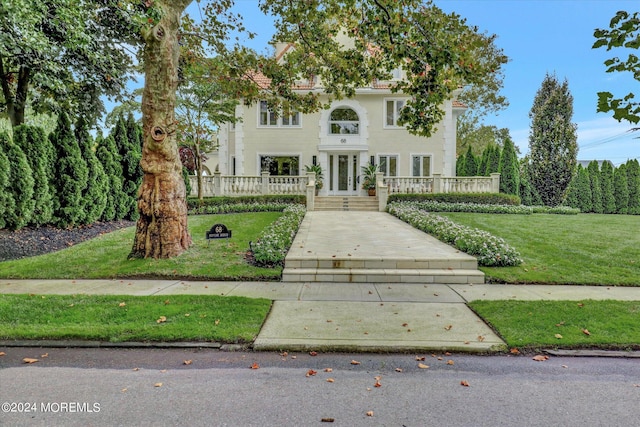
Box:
[206,223,232,245]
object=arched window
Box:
[329,107,359,134]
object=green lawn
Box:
[439,212,640,286]
[0,213,283,281]
[0,294,271,343]
[469,299,640,351]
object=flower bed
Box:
[252,204,306,266]
[387,202,522,267]
[395,200,579,215]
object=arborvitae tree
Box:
[112,115,142,220]
[75,117,108,224]
[464,146,478,176]
[626,159,640,215]
[1,132,35,230]
[96,134,128,221]
[498,138,520,195]
[456,154,466,176]
[13,125,54,226]
[487,144,502,175]
[518,157,542,206]
[600,160,616,214]
[575,165,593,213]
[125,112,143,214]
[50,112,89,228]
[478,146,490,176]
[0,134,15,229]
[614,163,629,214]
[587,161,603,213]
[563,168,580,209]
[528,73,578,206]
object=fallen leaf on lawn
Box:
[418,363,430,369]
[183,360,192,365]
[556,321,565,327]
[22,358,38,364]
[154,383,163,387]
[324,368,333,373]
[326,378,335,383]
[156,316,167,324]
[555,334,563,339]
[444,325,453,331]
[119,302,126,307]
[250,362,260,370]
[532,355,549,362]
[184,313,190,317]
[366,411,374,417]
[582,328,591,336]
[577,303,584,308]
[215,319,220,325]
[68,303,74,307]
[306,369,317,377]
[350,360,361,365]
[446,360,454,365]
[395,368,403,372]
[41,353,48,358]
[164,299,170,305]
[460,380,470,387]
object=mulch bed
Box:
[0,221,135,262]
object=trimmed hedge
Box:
[388,192,521,206]
[399,200,579,215]
[187,195,305,212]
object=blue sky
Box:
[187,0,639,164]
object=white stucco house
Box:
[214,41,467,197]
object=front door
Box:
[329,153,359,195]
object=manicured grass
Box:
[0,213,283,280]
[439,213,640,286]
[469,299,640,350]
[0,294,271,343]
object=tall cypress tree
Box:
[498,138,520,195]
[487,144,502,175]
[75,117,108,224]
[456,154,466,176]
[528,73,578,206]
[0,133,16,230]
[112,115,142,220]
[96,133,128,221]
[518,157,541,206]
[575,165,593,213]
[614,163,629,214]
[50,112,89,228]
[587,161,603,213]
[478,146,490,176]
[464,146,478,176]
[600,160,616,214]
[626,159,640,215]
[13,125,54,226]
[1,132,35,230]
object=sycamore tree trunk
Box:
[129,0,193,259]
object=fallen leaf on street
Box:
[416,356,426,361]
[132,367,140,371]
[321,418,335,422]
[250,362,260,369]
[41,353,48,358]
[374,380,382,388]
[446,360,454,365]
[532,355,549,362]
[310,351,318,356]
[326,378,335,383]
[22,358,38,364]
[510,348,520,355]
[395,368,403,372]
[350,360,361,365]
[366,411,374,417]
[418,363,430,369]
[0,352,5,356]
[324,368,333,373]
[154,383,163,387]
[460,380,470,387]
[306,369,317,377]
[183,360,192,365]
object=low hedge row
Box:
[252,204,307,267]
[188,202,297,215]
[395,201,580,215]
[388,193,521,206]
[387,202,523,267]
[187,195,305,211]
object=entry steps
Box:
[282,257,484,284]
[313,196,378,211]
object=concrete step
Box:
[284,257,478,270]
[314,197,378,211]
[281,268,485,284]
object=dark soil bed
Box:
[0,221,134,262]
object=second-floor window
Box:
[259,101,300,127]
[385,99,405,127]
[329,107,359,134]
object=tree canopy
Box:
[593,10,640,126]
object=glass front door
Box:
[329,153,358,195]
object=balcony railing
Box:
[384,173,500,195]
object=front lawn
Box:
[469,299,640,351]
[0,294,271,343]
[0,213,284,281]
[439,213,640,286]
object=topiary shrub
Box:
[1,132,35,230]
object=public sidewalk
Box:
[2,279,640,353]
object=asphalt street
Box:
[1,348,639,427]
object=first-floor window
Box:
[412,155,431,177]
[378,155,398,177]
[260,155,299,176]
